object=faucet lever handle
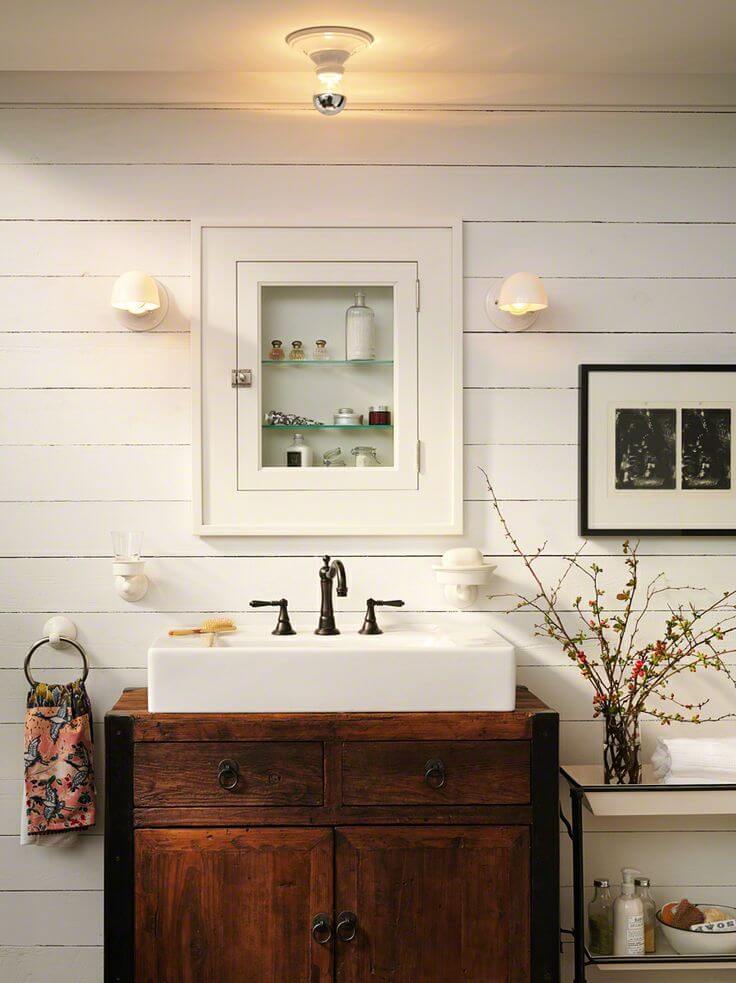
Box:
[359,598,405,636]
[249,598,296,636]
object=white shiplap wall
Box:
[1,105,735,982]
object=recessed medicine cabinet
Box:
[193,223,462,535]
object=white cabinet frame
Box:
[192,222,463,536]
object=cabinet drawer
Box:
[341,741,529,806]
[134,742,323,807]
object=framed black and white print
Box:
[579,366,736,536]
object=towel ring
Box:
[24,636,89,687]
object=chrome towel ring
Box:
[24,636,89,687]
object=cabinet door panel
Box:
[335,825,529,983]
[135,827,333,983]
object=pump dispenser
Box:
[613,868,645,956]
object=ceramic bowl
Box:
[657,904,736,956]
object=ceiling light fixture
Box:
[286,26,374,115]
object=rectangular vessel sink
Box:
[148,616,516,713]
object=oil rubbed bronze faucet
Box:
[316,555,348,635]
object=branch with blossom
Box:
[483,471,736,738]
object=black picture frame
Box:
[579,364,736,537]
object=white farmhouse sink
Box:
[148,615,516,713]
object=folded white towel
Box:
[652,738,736,784]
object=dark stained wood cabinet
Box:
[105,688,559,983]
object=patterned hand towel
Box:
[23,680,96,836]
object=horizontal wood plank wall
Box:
[1,106,735,981]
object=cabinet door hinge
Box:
[415,279,421,312]
[231,369,252,388]
[417,439,421,472]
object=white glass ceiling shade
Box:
[497,272,548,315]
[111,271,160,314]
[110,271,168,331]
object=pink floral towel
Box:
[24,681,96,835]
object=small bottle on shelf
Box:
[289,340,305,361]
[588,879,614,955]
[313,339,329,360]
[286,433,313,467]
[634,878,657,953]
[268,339,285,361]
[345,290,376,361]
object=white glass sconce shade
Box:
[485,272,548,332]
[112,530,149,601]
[111,271,168,331]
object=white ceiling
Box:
[2,0,736,74]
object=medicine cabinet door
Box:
[236,261,419,492]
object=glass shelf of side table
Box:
[560,765,736,979]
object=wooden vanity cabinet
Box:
[105,688,559,983]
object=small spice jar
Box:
[313,339,329,360]
[368,404,391,426]
[268,339,285,361]
[352,446,380,467]
[289,340,305,361]
[334,407,363,426]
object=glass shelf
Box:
[261,359,393,366]
[263,424,393,430]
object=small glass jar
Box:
[313,339,329,360]
[588,879,614,955]
[369,405,391,426]
[352,446,380,467]
[268,339,285,361]
[323,447,345,467]
[289,340,305,361]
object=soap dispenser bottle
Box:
[613,868,645,956]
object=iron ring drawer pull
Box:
[336,911,357,942]
[217,758,240,791]
[424,758,446,789]
[312,913,333,944]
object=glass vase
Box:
[603,711,642,785]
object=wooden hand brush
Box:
[169,618,237,646]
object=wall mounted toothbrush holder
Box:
[112,531,149,601]
[433,548,496,610]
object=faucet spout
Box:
[316,555,348,635]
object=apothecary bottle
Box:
[345,290,376,361]
[268,339,285,361]
[289,340,305,361]
[634,878,656,954]
[588,879,614,955]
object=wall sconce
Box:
[433,548,496,610]
[286,26,374,115]
[485,272,548,332]
[112,531,149,601]
[111,271,168,331]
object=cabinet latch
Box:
[231,369,253,388]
